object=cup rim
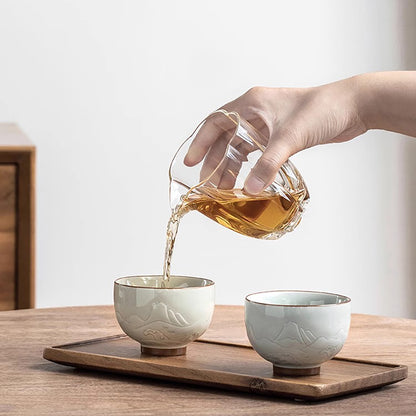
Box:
[114,274,215,289]
[245,289,351,307]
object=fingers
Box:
[183,87,278,191]
[199,133,229,184]
[184,88,267,167]
[216,143,248,190]
[244,139,293,195]
[184,112,234,167]
[217,159,241,189]
[199,132,250,189]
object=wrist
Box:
[350,73,379,131]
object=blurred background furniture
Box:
[0,124,35,310]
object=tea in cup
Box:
[114,275,215,356]
[245,290,351,375]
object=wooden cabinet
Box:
[0,124,35,310]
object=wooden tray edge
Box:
[43,337,408,401]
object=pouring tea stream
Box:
[163,109,309,281]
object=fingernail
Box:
[244,176,264,194]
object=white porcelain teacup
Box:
[114,275,215,356]
[245,290,351,376]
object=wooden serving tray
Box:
[43,334,407,401]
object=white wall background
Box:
[0,0,415,317]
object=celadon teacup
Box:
[114,275,215,356]
[245,290,351,376]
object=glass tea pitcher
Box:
[169,109,309,239]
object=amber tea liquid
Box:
[162,188,305,282]
[182,189,304,239]
[162,209,182,283]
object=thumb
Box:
[244,141,293,195]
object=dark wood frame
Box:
[0,124,35,308]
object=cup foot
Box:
[141,346,187,356]
[273,365,320,377]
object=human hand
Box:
[184,76,368,194]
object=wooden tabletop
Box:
[0,305,415,415]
